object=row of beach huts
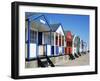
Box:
[25,14,88,65]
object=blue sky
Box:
[44,13,89,47]
[26,12,89,48]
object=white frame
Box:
[19,5,95,76]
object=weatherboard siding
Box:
[30,43,37,58]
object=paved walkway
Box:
[25,53,89,68]
[53,53,89,67]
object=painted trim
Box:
[46,44,47,56]
[42,15,51,30]
[36,31,38,57]
[27,15,43,22]
[27,19,30,60]
[58,23,66,37]
[72,35,76,55]
[42,32,44,44]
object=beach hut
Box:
[25,14,51,60]
[50,24,66,56]
[72,35,82,57]
[25,14,57,67]
[80,40,87,54]
[65,31,75,60]
[72,35,80,58]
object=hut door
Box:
[38,32,42,45]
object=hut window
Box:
[62,36,64,46]
[51,32,54,45]
[67,41,72,47]
[70,42,72,46]
[30,30,37,43]
[25,29,37,43]
[59,34,61,46]
[56,33,58,45]
[44,32,50,45]
[67,41,69,46]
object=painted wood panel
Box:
[59,47,62,54]
[56,25,64,35]
[38,45,44,56]
[47,45,51,56]
[56,46,59,55]
[30,43,37,58]
[62,47,64,54]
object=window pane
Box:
[59,34,61,46]
[62,36,64,46]
[30,30,37,43]
[51,32,54,45]
[44,32,50,44]
[55,33,58,45]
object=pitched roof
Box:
[26,14,51,32]
[50,23,61,32]
[25,13,42,20]
[64,31,72,35]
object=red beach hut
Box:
[65,31,75,60]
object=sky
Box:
[26,12,89,48]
